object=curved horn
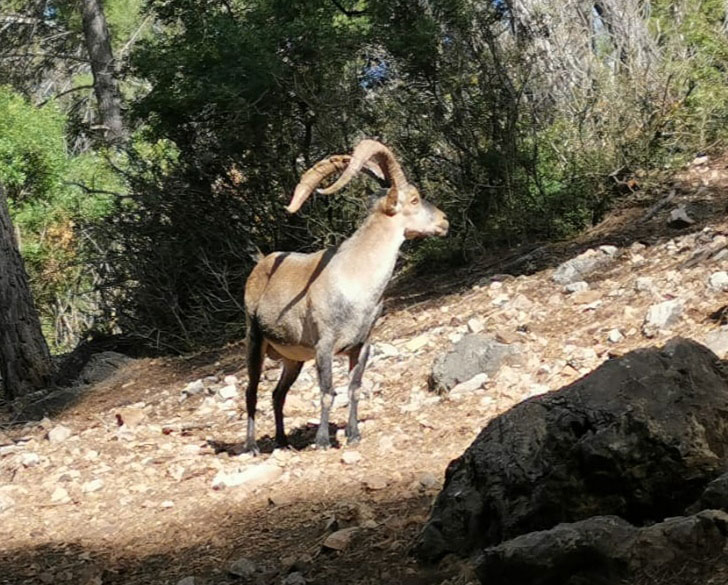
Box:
[286,152,389,214]
[317,139,408,196]
[287,156,350,214]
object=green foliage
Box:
[0,87,121,351]
[0,88,67,198]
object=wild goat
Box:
[243,139,449,452]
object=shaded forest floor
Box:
[3,155,728,585]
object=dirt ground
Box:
[3,155,728,585]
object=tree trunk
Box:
[0,186,53,400]
[79,0,125,145]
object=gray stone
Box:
[282,572,307,585]
[667,205,695,229]
[228,557,257,579]
[414,339,728,562]
[429,334,522,394]
[642,299,684,337]
[689,472,728,513]
[79,351,132,385]
[552,249,615,285]
[14,387,82,420]
[475,510,728,585]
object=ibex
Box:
[243,139,448,452]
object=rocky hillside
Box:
[1,155,728,585]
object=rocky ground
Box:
[2,155,728,585]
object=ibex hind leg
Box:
[272,358,303,449]
[244,319,266,455]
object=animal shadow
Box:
[208,422,342,456]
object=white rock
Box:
[564,281,588,294]
[0,493,16,513]
[378,435,395,452]
[448,331,463,344]
[160,500,174,508]
[704,328,728,358]
[492,294,510,307]
[374,343,399,358]
[449,373,489,396]
[418,472,439,489]
[642,299,684,338]
[47,424,72,444]
[212,463,282,490]
[182,379,205,396]
[599,245,618,256]
[20,452,40,467]
[341,451,362,465]
[217,385,238,400]
[634,277,655,293]
[82,479,104,493]
[607,329,624,343]
[177,578,196,585]
[323,527,360,551]
[51,486,70,503]
[181,444,201,456]
[363,475,388,490]
[333,387,349,409]
[708,272,728,292]
[467,318,485,334]
[223,374,239,386]
[404,334,429,352]
[528,384,550,398]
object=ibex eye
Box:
[410,197,420,205]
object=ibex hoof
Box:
[243,441,260,456]
[314,435,331,450]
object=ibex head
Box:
[287,139,449,239]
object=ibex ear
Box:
[383,186,402,215]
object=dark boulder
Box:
[475,511,728,585]
[414,338,728,562]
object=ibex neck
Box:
[335,212,404,290]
